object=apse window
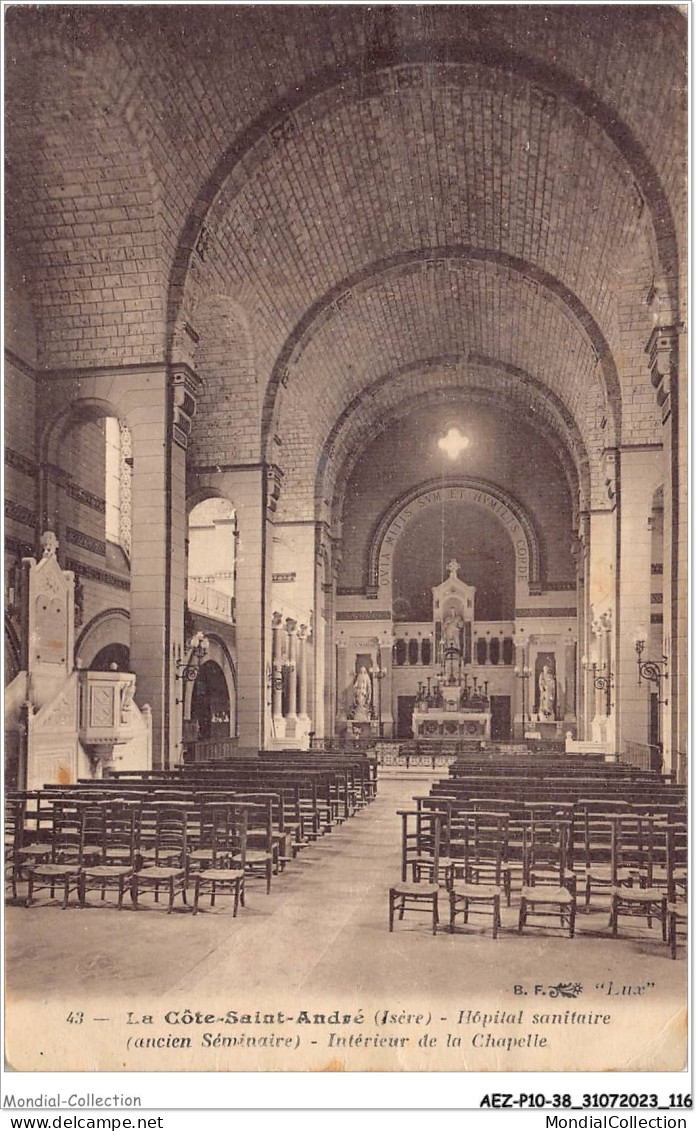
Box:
[438,426,469,460]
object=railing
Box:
[184,736,239,762]
[676,751,687,787]
[187,579,235,624]
[622,740,662,773]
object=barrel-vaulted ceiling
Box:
[6,6,686,514]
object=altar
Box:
[409,564,492,741]
[413,708,490,740]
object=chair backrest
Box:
[50,801,101,864]
[609,814,656,885]
[234,794,273,851]
[152,807,188,865]
[397,809,442,882]
[459,810,508,880]
[523,817,572,884]
[664,823,687,903]
[103,801,139,864]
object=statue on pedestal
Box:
[350,665,372,722]
[442,610,464,652]
[538,665,556,720]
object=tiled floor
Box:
[5,773,686,1072]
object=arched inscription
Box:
[368,478,541,594]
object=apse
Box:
[391,500,515,621]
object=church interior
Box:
[4,6,688,1072]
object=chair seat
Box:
[390,882,439,897]
[31,863,82,877]
[652,867,687,881]
[83,864,133,878]
[241,851,272,864]
[667,901,688,917]
[610,886,664,902]
[451,883,501,900]
[529,868,576,882]
[521,885,574,904]
[17,844,51,857]
[135,866,184,880]
[197,868,245,882]
[588,866,633,881]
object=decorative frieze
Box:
[5,535,34,559]
[64,558,130,591]
[66,483,107,513]
[66,527,106,557]
[5,499,37,528]
[336,610,392,621]
[5,447,38,477]
[272,572,296,583]
[515,608,577,619]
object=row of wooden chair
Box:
[389,807,686,955]
[6,757,375,913]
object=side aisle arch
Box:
[367,477,543,602]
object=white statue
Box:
[442,610,463,652]
[538,664,556,720]
[351,666,372,721]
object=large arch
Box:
[315,362,591,524]
[367,477,544,597]
[261,247,623,456]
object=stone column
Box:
[128,364,201,769]
[379,638,394,737]
[335,638,348,732]
[271,611,284,727]
[563,636,577,725]
[297,623,310,725]
[646,321,686,778]
[284,618,298,735]
[615,446,663,754]
[594,621,606,721]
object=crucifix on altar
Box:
[433,559,475,681]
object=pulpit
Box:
[78,670,138,770]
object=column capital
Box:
[170,363,203,449]
[601,447,618,505]
[265,463,284,519]
[645,322,683,422]
[298,623,308,640]
[272,610,283,629]
[285,617,297,635]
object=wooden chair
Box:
[12,792,55,880]
[131,806,189,913]
[664,823,687,958]
[406,803,454,890]
[79,801,138,910]
[449,811,508,938]
[26,802,101,909]
[234,795,275,894]
[608,815,665,939]
[192,806,247,916]
[4,796,25,899]
[518,818,576,939]
[579,800,632,909]
[389,811,441,935]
